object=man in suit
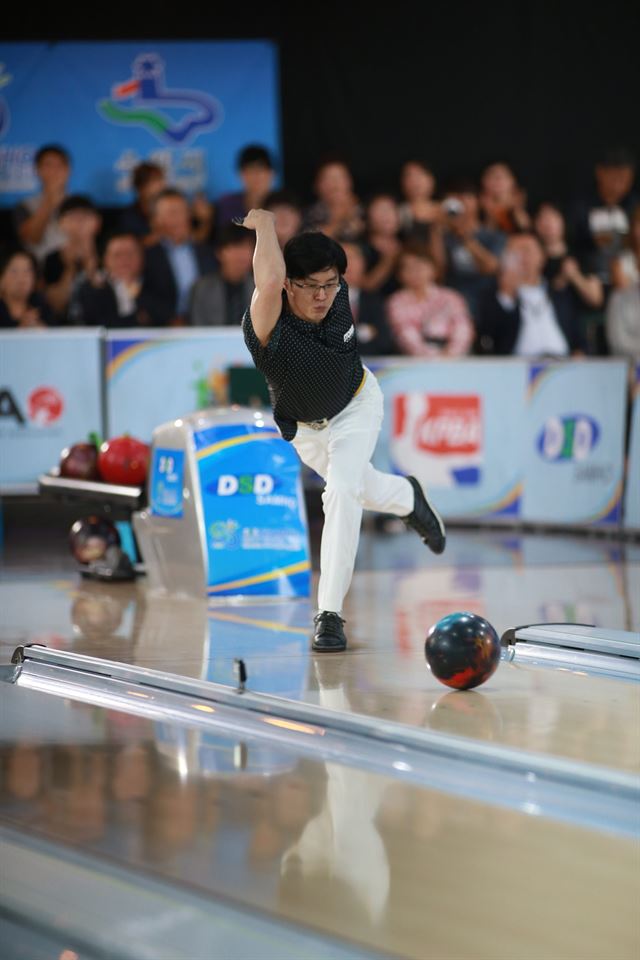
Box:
[142,188,216,325]
[189,223,255,326]
[476,232,586,356]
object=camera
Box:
[442,197,464,217]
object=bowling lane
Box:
[1,679,638,960]
[2,535,639,775]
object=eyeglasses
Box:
[290,280,341,295]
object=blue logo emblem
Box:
[537,414,600,462]
[98,53,223,145]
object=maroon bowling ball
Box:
[425,611,501,690]
[69,515,120,565]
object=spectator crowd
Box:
[1,142,638,359]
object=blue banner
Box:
[194,422,311,598]
[0,41,280,206]
[522,361,628,526]
[623,363,640,530]
[0,330,103,490]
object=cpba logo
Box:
[537,414,600,462]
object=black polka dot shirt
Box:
[242,280,364,441]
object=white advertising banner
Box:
[0,330,103,491]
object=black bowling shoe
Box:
[403,476,446,554]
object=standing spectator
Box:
[0,249,52,328]
[360,194,402,297]
[142,189,216,326]
[118,161,166,243]
[606,203,640,358]
[265,190,303,248]
[14,144,71,264]
[442,179,506,321]
[610,203,640,289]
[215,145,276,229]
[398,160,440,241]
[569,147,638,289]
[43,196,102,323]
[479,162,530,234]
[303,157,364,240]
[189,224,255,326]
[71,233,152,328]
[341,241,394,355]
[476,233,586,357]
[387,241,474,357]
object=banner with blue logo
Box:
[371,360,528,519]
[0,330,103,491]
[105,328,251,439]
[194,422,311,598]
[623,362,640,531]
[522,361,628,526]
[0,41,280,206]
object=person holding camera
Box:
[441,180,506,321]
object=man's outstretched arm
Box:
[241,209,285,346]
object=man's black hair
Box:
[34,144,70,167]
[265,189,302,211]
[132,161,164,191]
[58,195,98,217]
[237,144,273,171]
[215,222,255,249]
[597,146,635,169]
[0,247,39,278]
[283,232,347,279]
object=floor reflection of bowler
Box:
[238,209,447,652]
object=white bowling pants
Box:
[291,371,413,614]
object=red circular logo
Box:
[28,386,64,425]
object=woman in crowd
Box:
[0,249,52,328]
[387,241,474,357]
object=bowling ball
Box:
[425,611,501,690]
[69,515,120,565]
[59,440,100,481]
[98,435,150,486]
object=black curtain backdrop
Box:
[5,2,640,212]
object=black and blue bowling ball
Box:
[425,611,501,690]
[69,514,120,565]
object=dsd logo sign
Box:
[214,473,297,511]
[391,394,483,488]
[537,415,600,463]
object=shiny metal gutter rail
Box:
[0,826,382,960]
[9,645,640,838]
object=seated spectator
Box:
[476,233,586,357]
[398,160,440,242]
[569,147,638,290]
[442,179,506,320]
[341,241,394,355]
[43,195,102,323]
[215,145,275,230]
[360,193,402,297]
[534,201,603,308]
[71,233,153,328]
[479,162,530,233]
[387,241,474,357]
[14,144,71,263]
[189,224,255,326]
[264,190,303,248]
[611,202,640,289]
[0,249,52,328]
[303,156,364,240]
[118,161,166,243]
[142,189,216,326]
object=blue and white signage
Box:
[150,447,185,518]
[194,422,310,598]
[0,41,280,206]
[522,361,628,526]
[623,363,640,531]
